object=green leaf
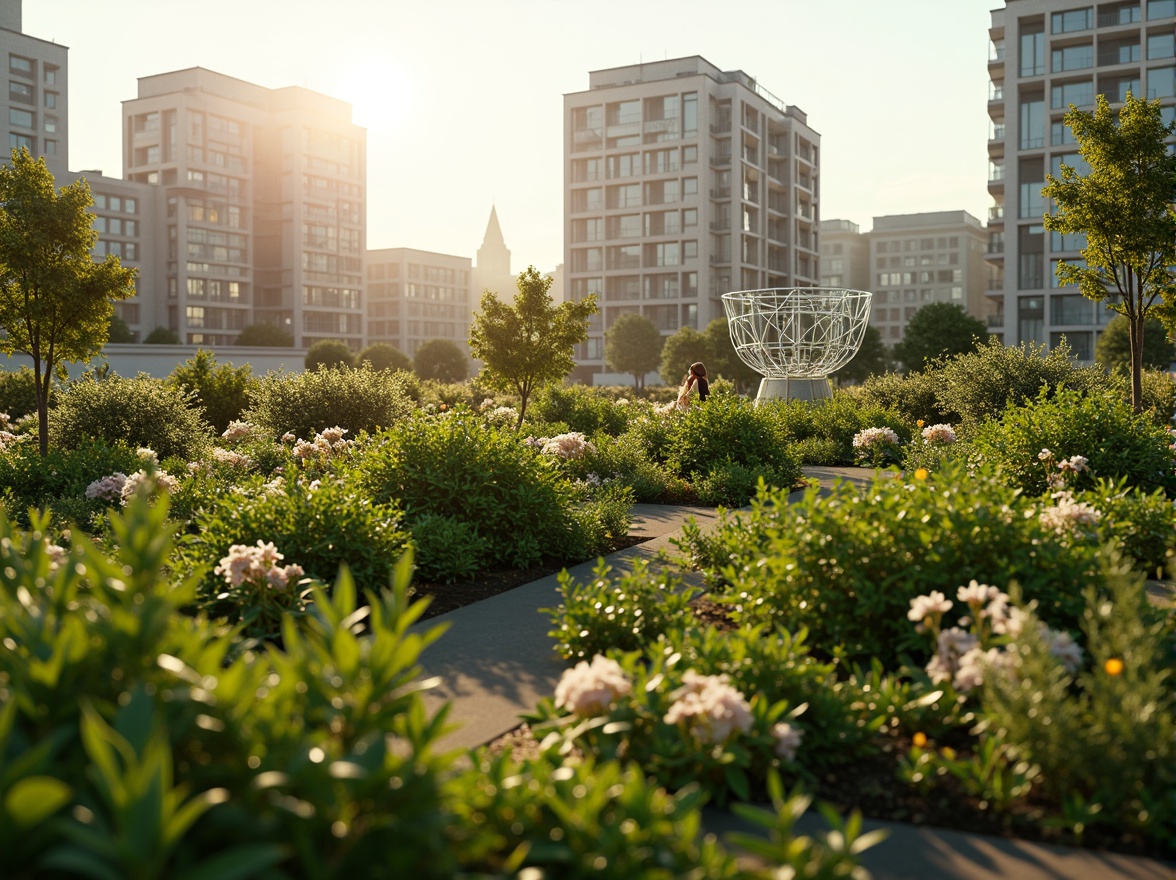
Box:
[4,776,72,827]
[174,843,288,880]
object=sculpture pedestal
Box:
[754,377,832,405]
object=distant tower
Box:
[473,206,514,309]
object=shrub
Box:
[764,394,908,466]
[358,411,581,568]
[413,338,468,383]
[0,437,144,528]
[1118,368,1176,426]
[529,384,631,437]
[167,349,258,434]
[178,469,412,618]
[585,432,679,502]
[855,368,954,425]
[0,366,37,420]
[410,513,488,584]
[566,480,635,558]
[936,338,1114,433]
[235,321,293,347]
[1080,479,1176,575]
[142,325,180,344]
[681,462,1104,669]
[244,366,415,439]
[696,463,791,507]
[665,393,799,482]
[305,338,356,370]
[970,387,1176,498]
[49,374,211,462]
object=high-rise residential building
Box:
[0,0,67,179]
[987,0,1176,361]
[366,247,472,357]
[122,68,366,348]
[819,213,995,347]
[564,56,820,384]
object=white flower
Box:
[541,432,597,460]
[554,655,632,717]
[1057,455,1089,474]
[44,542,67,572]
[615,398,630,406]
[212,447,252,468]
[1038,448,1052,461]
[956,580,1001,607]
[663,670,753,744]
[953,647,1008,693]
[281,432,297,444]
[926,627,979,684]
[1047,628,1084,673]
[485,405,519,428]
[262,476,286,496]
[852,427,900,449]
[214,540,303,591]
[921,424,957,444]
[85,472,128,502]
[221,420,256,442]
[119,469,179,504]
[908,590,953,622]
[772,722,804,761]
[136,447,158,466]
[1039,491,1102,534]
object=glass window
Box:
[8,81,32,104]
[43,92,56,109]
[1051,79,1095,108]
[1052,7,1093,32]
[1020,98,1045,148]
[44,66,56,85]
[8,133,32,151]
[1020,27,1045,76]
[1051,44,1093,71]
[1099,2,1141,25]
[1149,32,1176,58]
[1148,0,1176,19]
[1051,120,1077,146]
[1148,66,1176,98]
[8,55,32,76]
[8,108,32,128]
[683,93,697,137]
[1103,73,1141,102]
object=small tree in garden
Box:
[0,150,137,455]
[703,317,761,392]
[305,339,355,371]
[168,349,257,434]
[1043,93,1176,413]
[107,313,135,343]
[605,312,663,389]
[469,266,597,428]
[892,302,988,373]
[1094,314,1175,374]
[414,338,468,382]
[236,322,294,347]
[833,324,889,385]
[358,341,412,372]
[143,326,180,344]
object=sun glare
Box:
[333,58,412,131]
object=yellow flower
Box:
[941,746,957,761]
[912,731,928,748]
[1104,658,1124,676]
[914,468,929,481]
[917,419,925,428]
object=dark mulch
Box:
[411,535,651,621]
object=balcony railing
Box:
[709,187,731,199]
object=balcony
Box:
[710,154,732,167]
[710,120,732,134]
[989,205,1005,221]
[987,313,1005,329]
[709,187,731,200]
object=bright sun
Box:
[334,58,412,131]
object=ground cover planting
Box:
[0,347,1173,874]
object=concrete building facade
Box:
[987,0,1176,361]
[0,0,67,180]
[564,56,820,384]
[121,68,366,349]
[366,247,472,358]
[818,219,871,293]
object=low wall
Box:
[0,345,309,379]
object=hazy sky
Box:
[27,0,999,272]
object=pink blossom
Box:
[541,432,597,460]
[908,590,953,622]
[1039,491,1102,534]
[772,722,804,761]
[212,447,252,468]
[221,420,256,442]
[663,670,753,744]
[852,427,900,449]
[921,424,957,444]
[86,472,128,502]
[554,655,632,717]
[119,469,178,504]
[214,540,303,591]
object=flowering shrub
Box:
[119,469,179,505]
[851,426,901,467]
[243,365,414,439]
[764,394,908,466]
[663,670,754,744]
[1038,490,1102,536]
[221,419,256,442]
[482,405,518,429]
[540,431,596,460]
[553,654,633,716]
[921,423,957,444]
[665,393,800,486]
[213,539,307,638]
[85,472,127,502]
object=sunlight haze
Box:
[27,0,997,272]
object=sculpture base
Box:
[754,377,832,405]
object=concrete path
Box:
[413,466,1175,879]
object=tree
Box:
[658,326,711,387]
[469,266,597,428]
[1043,93,1176,413]
[833,324,890,385]
[0,150,136,454]
[167,349,258,434]
[107,313,135,343]
[892,302,988,373]
[358,342,412,373]
[414,338,469,383]
[1094,314,1175,374]
[305,339,355,371]
[605,312,663,389]
[703,317,761,393]
[143,326,181,344]
[235,322,294,347]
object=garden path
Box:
[412,465,1175,880]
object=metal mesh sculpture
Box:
[722,288,873,402]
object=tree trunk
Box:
[1129,311,1144,413]
[34,356,49,456]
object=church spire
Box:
[475,204,511,280]
[482,205,506,248]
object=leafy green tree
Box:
[833,324,890,385]
[107,313,135,343]
[703,317,761,393]
[167,349,258,434]
[0,150,136,454]
[892,302,988,373]
[414,338,468,383]
[605,312,663,389]
[143,326,180,344]
[305,339,355,371]
[235,322,294,347]
[1043,93,1176,413]
[1095,314,1175,374]
[358,342,412,372]
[658,326,711,387]
[469,266,597,428]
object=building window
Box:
[8,55,32,77]
[1148,66,1176,98]
[1020,26,1045,76]
[1148,0,1176,20]
[1051,79,1094,109]
[8,81,33,104]
[43,91,56,109]
[1149,32,1176,59]
[1051,44,1093,72]
[44,139,56,155]
[8,108,32,128]
[9,133,32,151]
[1052,7,1093,32]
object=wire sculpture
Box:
[721,288,873,400]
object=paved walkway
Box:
[414,465,1175,880]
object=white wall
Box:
[0,345,309,379]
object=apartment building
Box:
[987,0,1176,361]
[0,0,66,180]
[367,247,472,357]
[818,219,870,292]
[122,68,366,348]
[564,56,820,384]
